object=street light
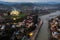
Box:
[29,32,33,37]
[13,18,16,20]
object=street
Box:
[36,11,60,40]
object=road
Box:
[36,11,60,40]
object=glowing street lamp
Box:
[29,32,33,37]
[13,18,16,20]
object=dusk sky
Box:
[0,0,60,2]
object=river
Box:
[36,11,60,40]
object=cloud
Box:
[0,0,60,2]
[0,0,20,2]
[0,0,37,2]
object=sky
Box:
[0,0,60,2]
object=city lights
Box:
[10,9,19,16]
[29,32,33,37]
[13,18,16,20]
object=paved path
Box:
[36,11,60,40]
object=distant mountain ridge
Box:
[0,1,60,5]
[0,1,60,8]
